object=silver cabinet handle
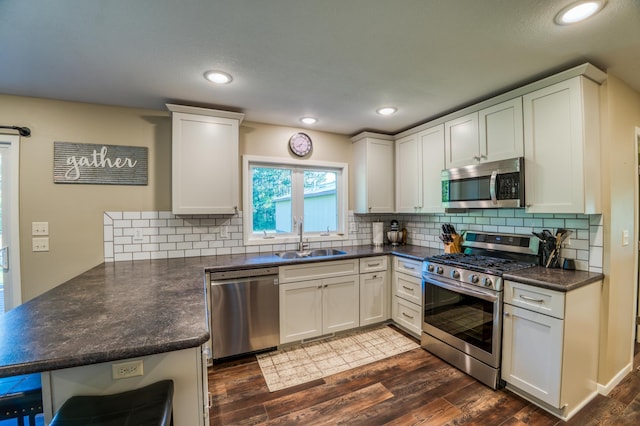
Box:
[520,294,544,303]
[402,312,414,319]
[403,265,416,270]
[367,262,381,267]
[402,286,414,291]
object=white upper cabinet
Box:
[396,125,445,213]
[479,98,524,162]
[351,133,395,214]
[523,76,601,214]
[395,133,420,212]
[445,98,523,169]
[444,112,479,169]
[418,125,445,213]
[168,104,244,215]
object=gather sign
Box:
[53,142,148,185]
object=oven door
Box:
[422,274,502,367]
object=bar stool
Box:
[50,380,173,426]
[0,373,43,426]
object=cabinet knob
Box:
[504,312,510,317]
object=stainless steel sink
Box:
[308,249,346,257]
[275,249,346,259]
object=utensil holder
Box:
[444,234,462,253]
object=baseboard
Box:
[598,362,633,395]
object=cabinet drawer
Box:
[279,259,359,284]
[505,280,565,319]
[393,256,422,278]
[394,272,422,305]
[359,256,388,273]
[392,296,421,337]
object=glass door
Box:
[0,134,21,313]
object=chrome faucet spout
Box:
[297,217,306,251]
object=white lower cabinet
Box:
[391,257,423,337]
[359,256,390,326]
[502,279,601,420]
[279,273,359,344]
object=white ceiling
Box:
[1,0,639,135]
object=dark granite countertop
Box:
[0,244,438,378]
[503,266,604,292]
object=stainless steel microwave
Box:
[441,157,524,208]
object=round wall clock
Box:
[289,132,313,157]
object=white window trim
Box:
[242,155,349,247]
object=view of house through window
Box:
[251,165,339,236]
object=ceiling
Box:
[1,0,639,136]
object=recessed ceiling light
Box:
[300,117,318,125]
[555,1,606,25]
[204,70,233,84]
[376,107,397,116]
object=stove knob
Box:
[451,270,460,279]
[482,277,493,288]
[436,266,444,275]
[427,264,435,273]
[469,274,479,284]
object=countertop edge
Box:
[503,269,605,292]
[0,333,210,379]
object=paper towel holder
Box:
[372,222,384,247]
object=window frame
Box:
[242,155,349,247]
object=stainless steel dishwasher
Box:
[208,267,279,360]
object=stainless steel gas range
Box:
[421,231,540,389]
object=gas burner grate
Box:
[426,253,536,274]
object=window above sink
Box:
[242,155,349,247]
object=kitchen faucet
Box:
[297,217,308,252]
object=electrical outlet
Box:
[32,237,49,252]
[112,360,144,379]
[622,229,629,246]
[32,222,49,236]
[349,222,357,233]
[133,228,144,242]
[220,225,229,239]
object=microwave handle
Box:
[489,171,498,205]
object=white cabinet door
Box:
[445,112,479,168]
[168,105,244,215]
[279,280,323,344]
[359,271,389,326]
[395,134,421,213]
[352,135,395,214]
[418,124,445,213]
[523,77,601,213]
[502,303,564,407]
[323,275,360,334]
[479,97,523,162]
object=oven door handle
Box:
[423,275,499,303]
[489,170,498,205]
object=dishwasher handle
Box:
[210,267,279,281]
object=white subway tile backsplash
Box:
[103,209,602,272]
[123,212,141,220]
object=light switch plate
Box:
[349,222,357,233]
[32,222,49,236]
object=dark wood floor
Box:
[208,328,640,425]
